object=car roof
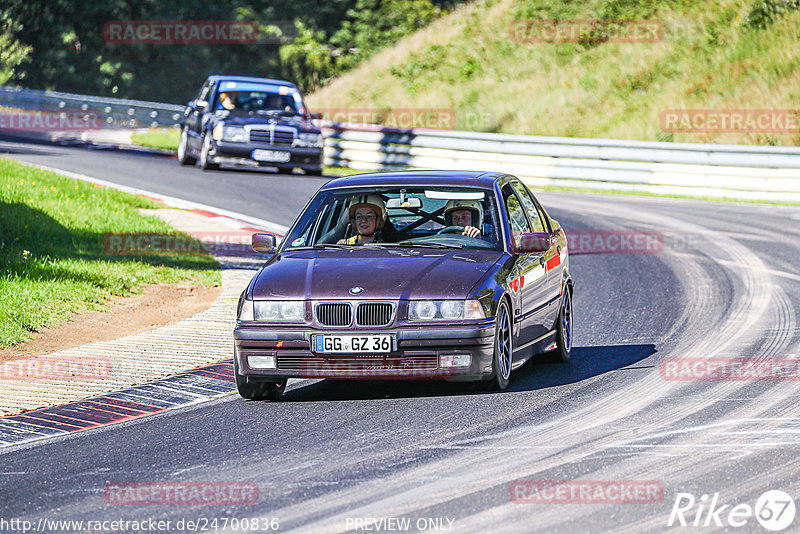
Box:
[206,75,298,88]
[321,170,507,190]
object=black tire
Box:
[199,133,219,171]
[234,357,287,401]
[305,168,324,176]
[489,300,513,390]
[554,287,573,362]
[177,128,197,165]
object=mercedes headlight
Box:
[294,132,324,148]
[212,122,247,143]
[408,300,486,321]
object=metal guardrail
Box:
[2,86,799,201]
[321,123,800,201]
[0,86,184,129]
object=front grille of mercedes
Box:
[249,127,295,146]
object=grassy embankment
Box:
[308,0,800,145]
[0,158,221,347]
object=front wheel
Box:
[199,133,219,171]
[177,128,196,165]
[489,300,513,390]
[234,357,286,401]
[554,287,573,362]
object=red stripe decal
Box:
[546,255,561,272]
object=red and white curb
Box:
[0,361,236,449]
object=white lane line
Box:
[13,161,290,235]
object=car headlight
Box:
[408,300,486,321]
[222,125,247,143]
[254,301,305,322]
[294,132,324,148]
[212,122,248,143]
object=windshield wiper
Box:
[375,241,465,249]
[286,243,350,250]
[256,110,300,116]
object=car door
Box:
[501,183,550,349]
[511,181,563,327]
[185,80,214,150]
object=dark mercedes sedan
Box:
[234,171,574,400]
[178,75,324,174]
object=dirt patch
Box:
[0,283,221,362]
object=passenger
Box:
[219,92,237,110]
[444,199,483,238]
[338,194,387,245]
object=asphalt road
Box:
[2,136,800,533]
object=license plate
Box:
[252,149,290,163]
[313,334,393,353]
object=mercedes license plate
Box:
[252,149,290,163]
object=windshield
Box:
[282,186,503,251]
[216,90,300,115]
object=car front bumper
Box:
[210,141,323,171]
[233,323,496,382]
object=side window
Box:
[511,181,546,232]
[197,81,214,104]
[502,185,531,247]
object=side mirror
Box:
[196,100,209,112]
[252,233,278,254]
[514,232,553,254]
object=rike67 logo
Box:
[668,490,796,531]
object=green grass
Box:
[308,0,800,146]
[130,128,180,152]
[0,158,221,347]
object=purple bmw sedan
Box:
[233,170,573,400]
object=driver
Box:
[338,194,387,245]
[444,199,482,238]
